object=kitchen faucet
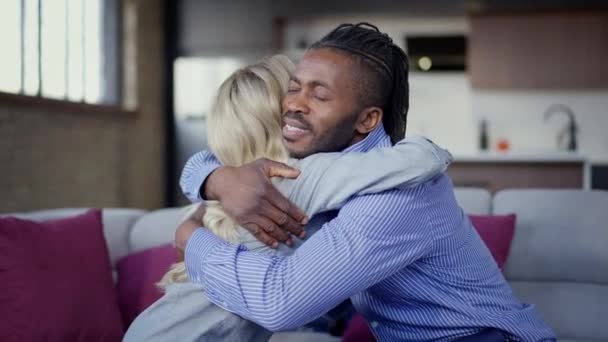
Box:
[544,104,578,152]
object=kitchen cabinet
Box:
[469,10,608,89]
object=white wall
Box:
[472,90,608,163]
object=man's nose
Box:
[283,92,309,115]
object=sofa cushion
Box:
[494,189,608,341]
[453,188,492,215]
[116,243,178,328]
[469,214,516,269]
[0,209,124,341]
[494,190,608,284]
[509,281,606,342]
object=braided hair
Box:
[310,23,409,144]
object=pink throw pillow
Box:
[469,214,516,269]
[0,209,124,341]
[341,312,377,342]
[116,243,178,327]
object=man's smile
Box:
[282,117,311,141]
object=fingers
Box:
[255,214,293,247]
[260,199,304,239]
[258,200,299,243]
[190,203,207,222]
[243,223,278,249]
[229,158,308,246]
[283,200,309,226]
[265,186,308,238]
[175,219,201,252]
[261,159,301,179]
[175,248,185,262]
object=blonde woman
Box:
[124,55,452,342]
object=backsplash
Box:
[406,73,608,164]
[472,90,608,163]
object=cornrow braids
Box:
[310,23,409,144]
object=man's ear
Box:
[355,106,383,135]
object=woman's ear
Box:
[355,107,383,135]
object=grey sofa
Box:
[4,188,608,341]
[458,189,608,342]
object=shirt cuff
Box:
[184,164,220,202]
[184,228,225,282]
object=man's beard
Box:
[284,111,359,159]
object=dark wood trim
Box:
[468,10,608,89]
[272,16,287,51]
[0,92,136,116]
[447,162,584,194]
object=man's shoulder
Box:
[350,173,447,200]
[339,174,451,217]
[331,174,457,240]
[338,180,426,218]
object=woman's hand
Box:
[175,204,207,255]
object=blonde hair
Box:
[158,55,295,288]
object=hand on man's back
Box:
[204,158,309,248]
[175,203,207,255]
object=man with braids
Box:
[177,23,556,341]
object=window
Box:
[0,0,118,105]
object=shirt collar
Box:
[342,125,391,153]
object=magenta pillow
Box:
[0,209,124,341]
[469,214,516,269]
[116,243,178,327]
[341,313,377,342]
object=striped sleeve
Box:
[184,186,435,331]
[179,151,221,203]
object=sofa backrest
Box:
[453,187,492,215]
[128,207,185,253]
[127,188,495,253]
[493,190,608,342]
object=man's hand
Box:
[175,204,207,255]
[204,158,308,248]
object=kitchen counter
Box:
[447,151,591,192]
[452,151,588,163]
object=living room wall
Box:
[0,0,166,212]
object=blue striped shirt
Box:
[182,126,556,341]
